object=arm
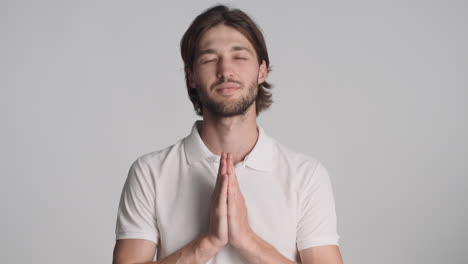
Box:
[300,245,343,264]
[225,153,343,264]
[234,234,343,264]
[112,235,221,264]
[224,152,297,264]
[234,233,298,264]
[113,153,231,264]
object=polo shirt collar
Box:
[184,120,274,172]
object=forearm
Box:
[236,233,298,264]
[149,235,221,264]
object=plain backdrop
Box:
[2,0,467,263]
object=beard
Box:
[197,79,258,117]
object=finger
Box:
[227,153,237,205]
[216,153,227,190]
[226,152,233,175]
[218,172,228,209]
[214,152,226,192]
[217,152,225,180]
[212,152,225,201]
[226,153,232,190]
[227,153,239,189]
[220,151,227,176]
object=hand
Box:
[206,152,229,249]
[226,152,255,249]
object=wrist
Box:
[232,230,260,252]
[196,234,224,258]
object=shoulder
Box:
[271,137,331,185]
[129,139,185,174]
[273,138,323,172]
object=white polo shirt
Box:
[115,120,340,263]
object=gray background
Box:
[2,0,467,263]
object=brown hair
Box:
[180,5,273,116]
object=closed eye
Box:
[202,59,217,64]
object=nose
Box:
[216,57,234,80]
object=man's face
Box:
[189,24,267,117]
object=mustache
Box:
[210,79,242,90]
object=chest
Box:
[154,162,299,260]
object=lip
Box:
[215,83,240,95]
[215,83,241,90]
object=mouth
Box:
[217,87,240,95]
[215,83,241,95]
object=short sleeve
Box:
[296,161,340,250]
[115,158,159,244]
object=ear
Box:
[257,60,268,84]
[186,68,197,88]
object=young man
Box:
[113,5,343,264]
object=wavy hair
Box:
[180,5,273,116]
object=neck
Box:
[198,105,258,165]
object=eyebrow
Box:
[197,48,217,58]
[231,46,255,56]
[197,46,255,58]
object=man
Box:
[113,5,343,264]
